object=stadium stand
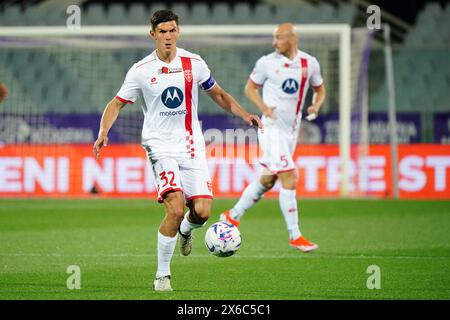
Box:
[0,1,448,123]
[232,3,252,24]
[83,3,107,26]
[369,2,450,113]
[404,2,450,46]
[106,3,128,25]
[127,3,150,25]
[189,3,211,25]
[170,3,190,25]
[253,4,276,25]
[0,1,357,26]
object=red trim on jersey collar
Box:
[179,55,201,62]
[151,47,202,63]
[136,58,156,69]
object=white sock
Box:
[179,211,205,236]
[156,231,178,278]
[279,188,302,240]
[230,180,267,221]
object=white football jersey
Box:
[116,48,216,159]
[249,49,323,137]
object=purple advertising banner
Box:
[434,112,450,144]
[295,112,421,144]
[367,112,421,143]
[0,112,424,145]
[0,113,142,144]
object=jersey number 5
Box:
[280,155,288,168]
[159,171,176,188]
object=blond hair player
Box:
[221,23,326,252]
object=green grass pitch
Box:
[0,198,449,300]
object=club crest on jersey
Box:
[184,69,192,83]
[161,86,184,109]
[282,78,299,94]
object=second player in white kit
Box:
[221,23,326,252]
[253,48,323,174]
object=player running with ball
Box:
[93,10,262,291]
[220,23,326,253]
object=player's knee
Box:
[261,180,275,190]
[164,192,185,222]
[260,175,277,190]
[194,211,210,223]
[284,176,298,189]
[193,208,210,223]
[282,181,296,190]
[190,200,211,223]
[280,171,298,189]
[167,207,185,223]
[264,179,276,190]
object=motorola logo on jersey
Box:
[282,79,299,94]
[161,87,184,109]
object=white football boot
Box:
[178,228,193,256]
[153,275,173,292]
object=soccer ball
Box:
[204,222,241,257]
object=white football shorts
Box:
[257,124,297,174]
[143,148,213,203]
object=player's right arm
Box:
[94,63,140,159]
[93,97,126,159]
[244,80,276,119]
[0,82,8,103]
[245,56,276,119]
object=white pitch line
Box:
[0,253,449,260]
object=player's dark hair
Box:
[150,10,179,31]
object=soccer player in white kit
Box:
[93,10,262,291]
[220,23,326,253]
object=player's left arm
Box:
[306,58,326,120]
[306,84,326,118]
[206,83,263,129]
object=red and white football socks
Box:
[279,187,302,240]
[156,231,177,279]
[229,180,268,221]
